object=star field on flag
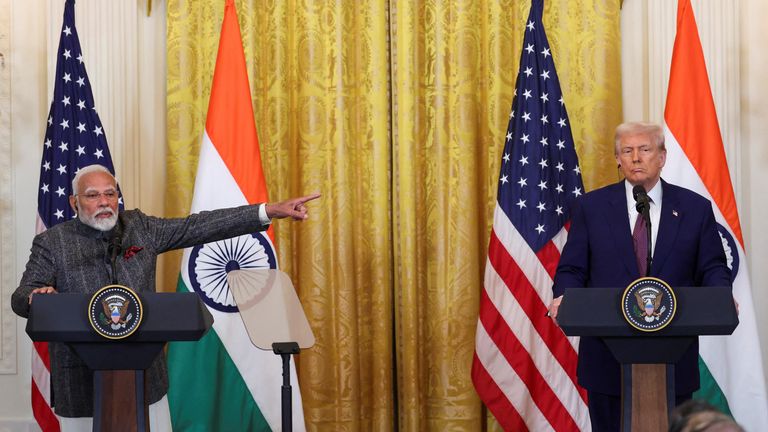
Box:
[37,4,121,230]
[497,13,583,253]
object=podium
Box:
[26,292,213,432]
[557,286,737,431]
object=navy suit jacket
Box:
[553,179,730,395]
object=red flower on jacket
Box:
[123,246,143,260]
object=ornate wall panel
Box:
[0,0,16,375]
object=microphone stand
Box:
[107,220,122,285]
[109,242,120,284]
[633,185,653,277]
[643,208,652,277]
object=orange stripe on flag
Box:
[205,0,269,208]
[664,0,743,246]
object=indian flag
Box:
[662,0,768,429]
[166,0,306,430]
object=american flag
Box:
[32,0,121,429]
[471,0,590,430]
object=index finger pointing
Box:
[297,193,321,204]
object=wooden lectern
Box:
[557,286,738,431]
[26,292,213,432]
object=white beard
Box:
[79,208,118,231]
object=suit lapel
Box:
[651,180,681,277]
[605,182,639,277]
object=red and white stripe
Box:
[31,341,59,431]
[472,205,590,431]
[31,215,60,432]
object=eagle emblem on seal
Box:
[633,287,666,322]
[100,294,133,329]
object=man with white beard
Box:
[70,166,120,232]
[11,164,319,431]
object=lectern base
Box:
[621,363,674,432]
[93,370,149,432]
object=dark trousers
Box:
[587,391,692,432]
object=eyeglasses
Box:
[77,190,119,202]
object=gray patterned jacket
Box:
[12,204,268,417]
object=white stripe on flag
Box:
[491,205,579,352]
[475,323,553,432]
[31,350,51,405]
[551,226,568,254]
[484,258,590,427]
[491,205,553,305]
[189,132,248,212]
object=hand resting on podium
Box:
[28,286,58,304]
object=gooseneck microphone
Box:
[632,185,652,276]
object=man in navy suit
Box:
[548,122,730,431]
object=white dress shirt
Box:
[624,179,662,257]
[257,203,272,225]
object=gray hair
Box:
[614,122,666,155]
[71,164,116,194]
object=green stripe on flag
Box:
[167,277,271,432]
[694,356,733,417]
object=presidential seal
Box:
[621,277,676,332]
[88,285,143,339]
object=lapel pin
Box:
[672,210,679,217]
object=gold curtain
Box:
[165,0,622,430]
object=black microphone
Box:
[631,185,652,276]
[632,185,650,217]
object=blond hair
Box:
[614,122,665,155]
